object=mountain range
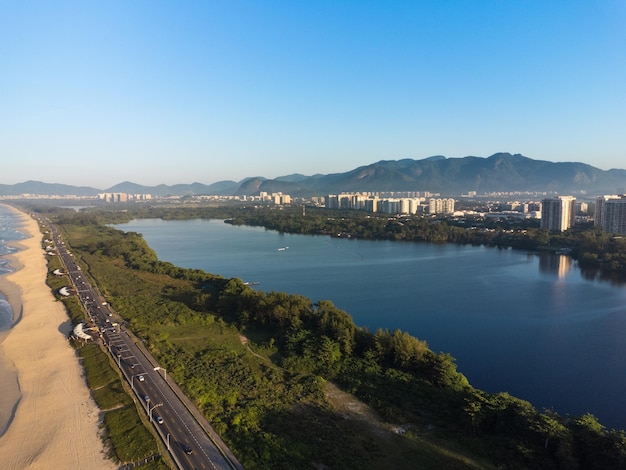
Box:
[2,153,626,198]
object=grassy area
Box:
[81,344,124,390]
[161,322,242,353]
[37,214,174,468]
[54,219,517,468]
[46,224,170,468]
[45,259,86,325]
[103,406,163,465]
[74,331,170,468]
[47,216,496,468]
[146,314,497,469]
[41,211,626,469]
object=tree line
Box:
[55,202,626,280]
[34,205,626,469]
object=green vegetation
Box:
[76,343,169,469]
[44,252,85,325]
[32,205,626,469]
[41,232,167,468]
[61,203,626,279]
[223,206,626,279]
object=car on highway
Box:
[183,445,192,455]
[138,375,145,382]
[155,415,163,424]
[143,395,149,402]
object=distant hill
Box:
[0,180,238,197]
[0,180,101,197]
[232,153,626,197]
[2,154,626,198]
[106,180,239,196]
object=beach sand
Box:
[0,206,115,469]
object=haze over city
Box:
[2,1,625,188]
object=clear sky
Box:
[1,1,625,188]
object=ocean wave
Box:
[0,296,13,331]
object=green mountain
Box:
[0,180,101,197]
[2,154,626,197]
[241,153,626,197]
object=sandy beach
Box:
[0,206,115,469]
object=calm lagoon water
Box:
[115,218,626,429]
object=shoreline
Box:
[0,205,115,468]
[0,210,28,438]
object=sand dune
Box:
[0,206,115,469]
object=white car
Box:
[138,375,145,382]
[155,415,164,424]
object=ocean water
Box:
[0,293,11,332]
[116,218,626,429]
[0,205,26,330]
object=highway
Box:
[43,218,244,470]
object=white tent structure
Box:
[73,323,92,341]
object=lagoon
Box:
[115,218,626,429]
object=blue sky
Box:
[1,1,625,188]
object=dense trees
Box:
[67,203,626,278]
[45,207,626,469]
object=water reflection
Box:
[579,266,626,286]
[538,252,572,278]
[114,218,626,429]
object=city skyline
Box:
[2,1,625,187]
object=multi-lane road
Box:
[43,218,244,470]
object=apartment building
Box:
[595,195,626,235]
[540,196,576,231]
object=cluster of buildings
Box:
[98,192,153,203]
[27,186,626,236]
[259,192,291,205]
[321,192,626,235]
[170,192,294,204]
[594,195,626,235]
[540,194,626,235]
[325,192,455,215]
[323,192,625,234]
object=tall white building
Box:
[540,196,576,231]
[399,198,410,215]
[408,198,421,215]
[428,198,455,215]
[595,195,626,235]
[351,194,368,210]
